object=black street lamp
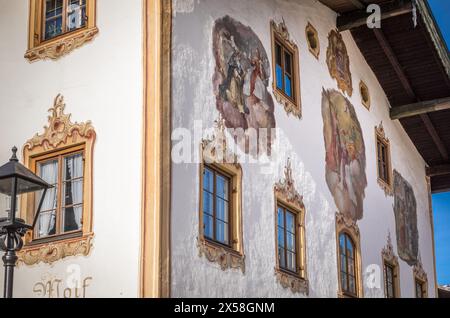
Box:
[0,147,52,298]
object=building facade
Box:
[0,0,448,298]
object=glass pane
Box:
[341,273,348,292]
[203,168,213,193]
[45,16,63,40]
[339,234,346,255]
[346,235,354,257]
[37,210,57,238]
[67,0,87,31]
[275,43,282,66]
[348,258,355,277]
[286,211,295,234]
[277,207,284,227]
[203,214,213,239]
[37,186,58,212]
[38,160,58,184]
[287,232,295,252]
[349,275,356,294]
[62,205,82,233]
[64,154,83,180]
[278,247,286,269]
[216,220,229,245]
[216,197,228,222]
[340,254,347,274]
[203,191,213,215]
[284,51,292,75]
[284,75,292,97]
[276,65,283,90]
[277,227,285,248]
[63,179,83,206]
[286,251,296,272]
[216,175,229,200]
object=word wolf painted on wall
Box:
[322,89,367,222]
[393,170,419,266]
[213,15,276,155]
[33,276,92,298]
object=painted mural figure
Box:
[213,16,276,155]
[393,170,419,266]
[322,89,367,222]
[326,30,353,97]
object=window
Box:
[375,123,393,195]
[203,166,231,246]
[34,147,84,240]
[384,262,396,298]
[339,233,357,297]
[198,117,244,273]
[382,233,401,298]
[277,205,298,273]
[26,0,98,62]
[271,20,301,118]
[274,160,308,294]
[43,0,87,41]
[336,213,363,298]
[18,95,96,266]
[415,279,426,298]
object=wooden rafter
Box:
[373,28,450,161]
[337,1,413,31]
[427,164,450,177]
[390,97,450,120]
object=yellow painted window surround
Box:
[25,0,98,62]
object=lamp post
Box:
[0,147,52,298]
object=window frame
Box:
[415,278,427,298]
[198,136,244,272]
[275,201,303,278]
[338,232,358,298]
[26,0,98,62]
[31,144,86,243]
[17,95,96,266]
[270,20,302,118]
[202,164,233,248]
[335,213,363,298]
[375,123,393,196]
[383,260,400,298]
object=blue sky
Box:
[428,0,450,286]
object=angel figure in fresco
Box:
[322,89,367,222]
[220,36,248,114]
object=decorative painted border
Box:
[198,239,245,273]
[305,22,320,59]
[270,20,302,118]
[17,235,93,266]
[25,27,99,62]
[275,269,309,295]
[360,80,371,110]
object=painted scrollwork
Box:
[17,235,94,266]
[24,94,96,151]
[326,30,353,96]
[274,159,304,210]
[413,256,428,284]
[382,232,399,266]
[197,240,245,273]
[275,269,309,295]
[25,27,99,62]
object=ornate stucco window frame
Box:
[197,115,245,273]
[273,159,308,295]
[305,22,320,59]
[381,233,401,298]
[375,122,393,196]
[25,0,98,62]
[270,20,302,118]
[335,213,363,298]
[413,258,428,298]
[17,95,96,266]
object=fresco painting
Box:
[326,30,353,97]
[213,16,276,155]
[322,89,367,222]
[393,170,419,266]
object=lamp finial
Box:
[10,147,18,162]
